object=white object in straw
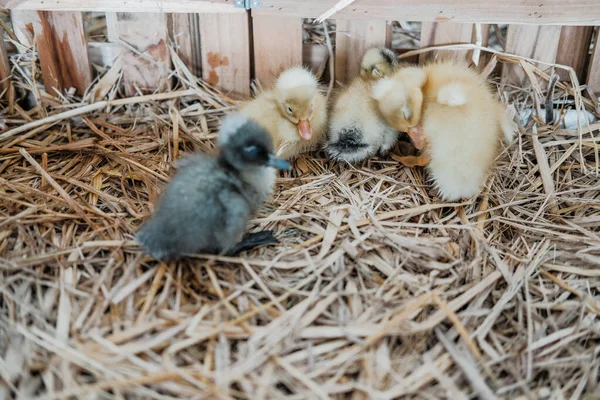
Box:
[519,108,596,130]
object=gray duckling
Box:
[136,113,291,261]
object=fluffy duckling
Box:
[136,113,291,261]
[371,61,515,201]
[326,47,399,163]
[360,46,398,80]
[240,67,328,160]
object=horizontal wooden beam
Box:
[2,0,598,24]
[254,0,600,25]
[0,0,244,14]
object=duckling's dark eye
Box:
[244,145,259,154]
[286,105,293,114]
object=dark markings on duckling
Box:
[326,126,370,162]
[329,126,369,152]
[379,48,397,68]
[360,46,398,80]
[136,113,291,261]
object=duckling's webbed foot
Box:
[378,138,398,158]
[377,128,401,158]
[391,153,430,168]
[225,230,279,256]
[378,148,389,158]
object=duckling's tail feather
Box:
[226,230,278,256]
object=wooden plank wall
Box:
[199,13,250,95]
[502,25,562,85]
[556,26,594,82]
[170,13,202,77]
[419,22,474,63]
[1,5,599,100]
[335,20,388,83]
[251,15,303,88]
[588,28,600,95]
[106,12,171,96]
[0,25,10,98]
[10,11,91,96]
[3,0,600,25]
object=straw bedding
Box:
[1,26,600,400]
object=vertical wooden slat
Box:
[0,26,11,97]
[385,22,393,49]
[11,11,91,96]
[199,13,250,95]
[556,26,594,82]
[335,20,388,83]
[419,22,474,63]
[588,28,600,94]
[252,15,302,88]
[170,13,202,77]
[502,24,562,85]
[106,12,170,96]
[11,11,36,48]
[303,44,329,79]
[479,24,491,47]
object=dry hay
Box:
[1,35,600,400]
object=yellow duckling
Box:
[239,67,328,160]
[360,46,398,80]
[371,60,515,201]
[326,47,399,163]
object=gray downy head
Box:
[218,113,291,171]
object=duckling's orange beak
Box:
[407,126,425,150]
[297,120,312,141]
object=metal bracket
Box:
[234,0,260,9]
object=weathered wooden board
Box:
[199,13,250,95]
[10,10,91,96]
[0,26,11,97]
[87,42,120,67]
[170,13,202,77]
[335,19,388,83]
[3,0,599,24]
[252,0,600,25]
[419,22,474,63]
[479,24,490,47]
[11,10,36,47]
[1,0,243,14]
[252,15,302,88]
[502,24,562,85]
[556,26,594,82]
[587,28,600,94]
[303,43,329,80]
[106,12,170,96]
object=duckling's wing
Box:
[214,187,253,253]
[136,156,220,260]
[173,155,202,170]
